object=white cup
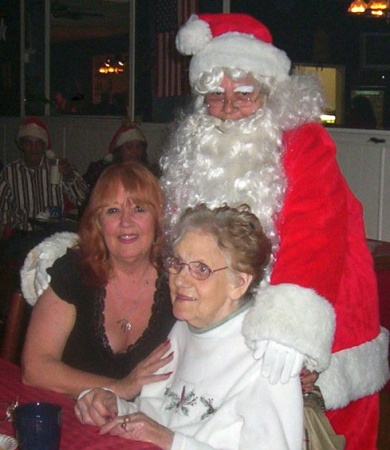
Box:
[50,158,60,185]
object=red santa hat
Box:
[176,13,291,87]
[108,123,147,154]
[16,117,51,150]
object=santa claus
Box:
[22,13,388,450]
[161,13,389,450]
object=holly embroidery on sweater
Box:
[164,386,219,419]
[200,396,219,420]
[165,386,197,416]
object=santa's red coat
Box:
[261,123,388,449]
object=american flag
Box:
[154,0,198,98]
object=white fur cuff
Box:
[318,327,390,410]
[242,283,335,372]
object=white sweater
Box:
[117,306,303,450]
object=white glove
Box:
[34,250,55,297]
[20,232,79,305]
[254,340,304,384]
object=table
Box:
[0,359,160,449]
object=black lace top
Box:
[47,249,175,379]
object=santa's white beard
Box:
[160,107,286,268]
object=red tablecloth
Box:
[0,359,161,449]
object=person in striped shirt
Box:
[0,117,88,264]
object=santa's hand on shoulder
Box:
[254,340,304,384]
[34,250,55,297]
[243,284,335,379]
[21,232,79,305]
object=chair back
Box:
[0,290,30,364]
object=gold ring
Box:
[121,416,131,430]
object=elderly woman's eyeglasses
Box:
[163,256,228,281]
[205,90,261,109]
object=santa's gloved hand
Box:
[254,340,304,384]
[20,232,79,305]
[33,250,55,297]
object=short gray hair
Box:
[171,203,271,294]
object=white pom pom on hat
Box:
[176,13,291,87]
[176,14,213,56]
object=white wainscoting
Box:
[1,117,389,241]
[329,127,390,241]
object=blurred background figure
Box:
[83,122,159,192]
[0,117,88,240]
[0,116,88,315]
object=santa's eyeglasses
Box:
[163,256,228,281]
[205,89,261,109]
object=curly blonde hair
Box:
[78,161,164,287]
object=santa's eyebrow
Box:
[233,85,255,93]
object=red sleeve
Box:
[271,123,349,303]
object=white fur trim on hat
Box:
[243,283,335,372]
[176,14,291,86]
[115,128,146,149]
[17,122,49,147]
[189,33,291,85]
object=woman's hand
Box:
[300,368,319,394]
[110,340,174,399]
[100,412,174,450]
[75,388,118,427]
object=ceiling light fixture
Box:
[348,0,390,19]
[98,55,125,74]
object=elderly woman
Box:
[21,162,175,399]
[75,204,304,450]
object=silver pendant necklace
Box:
[113,273,151,334]
[114,282,133,333]
[117,318,132,333]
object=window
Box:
[50,0,131,116]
